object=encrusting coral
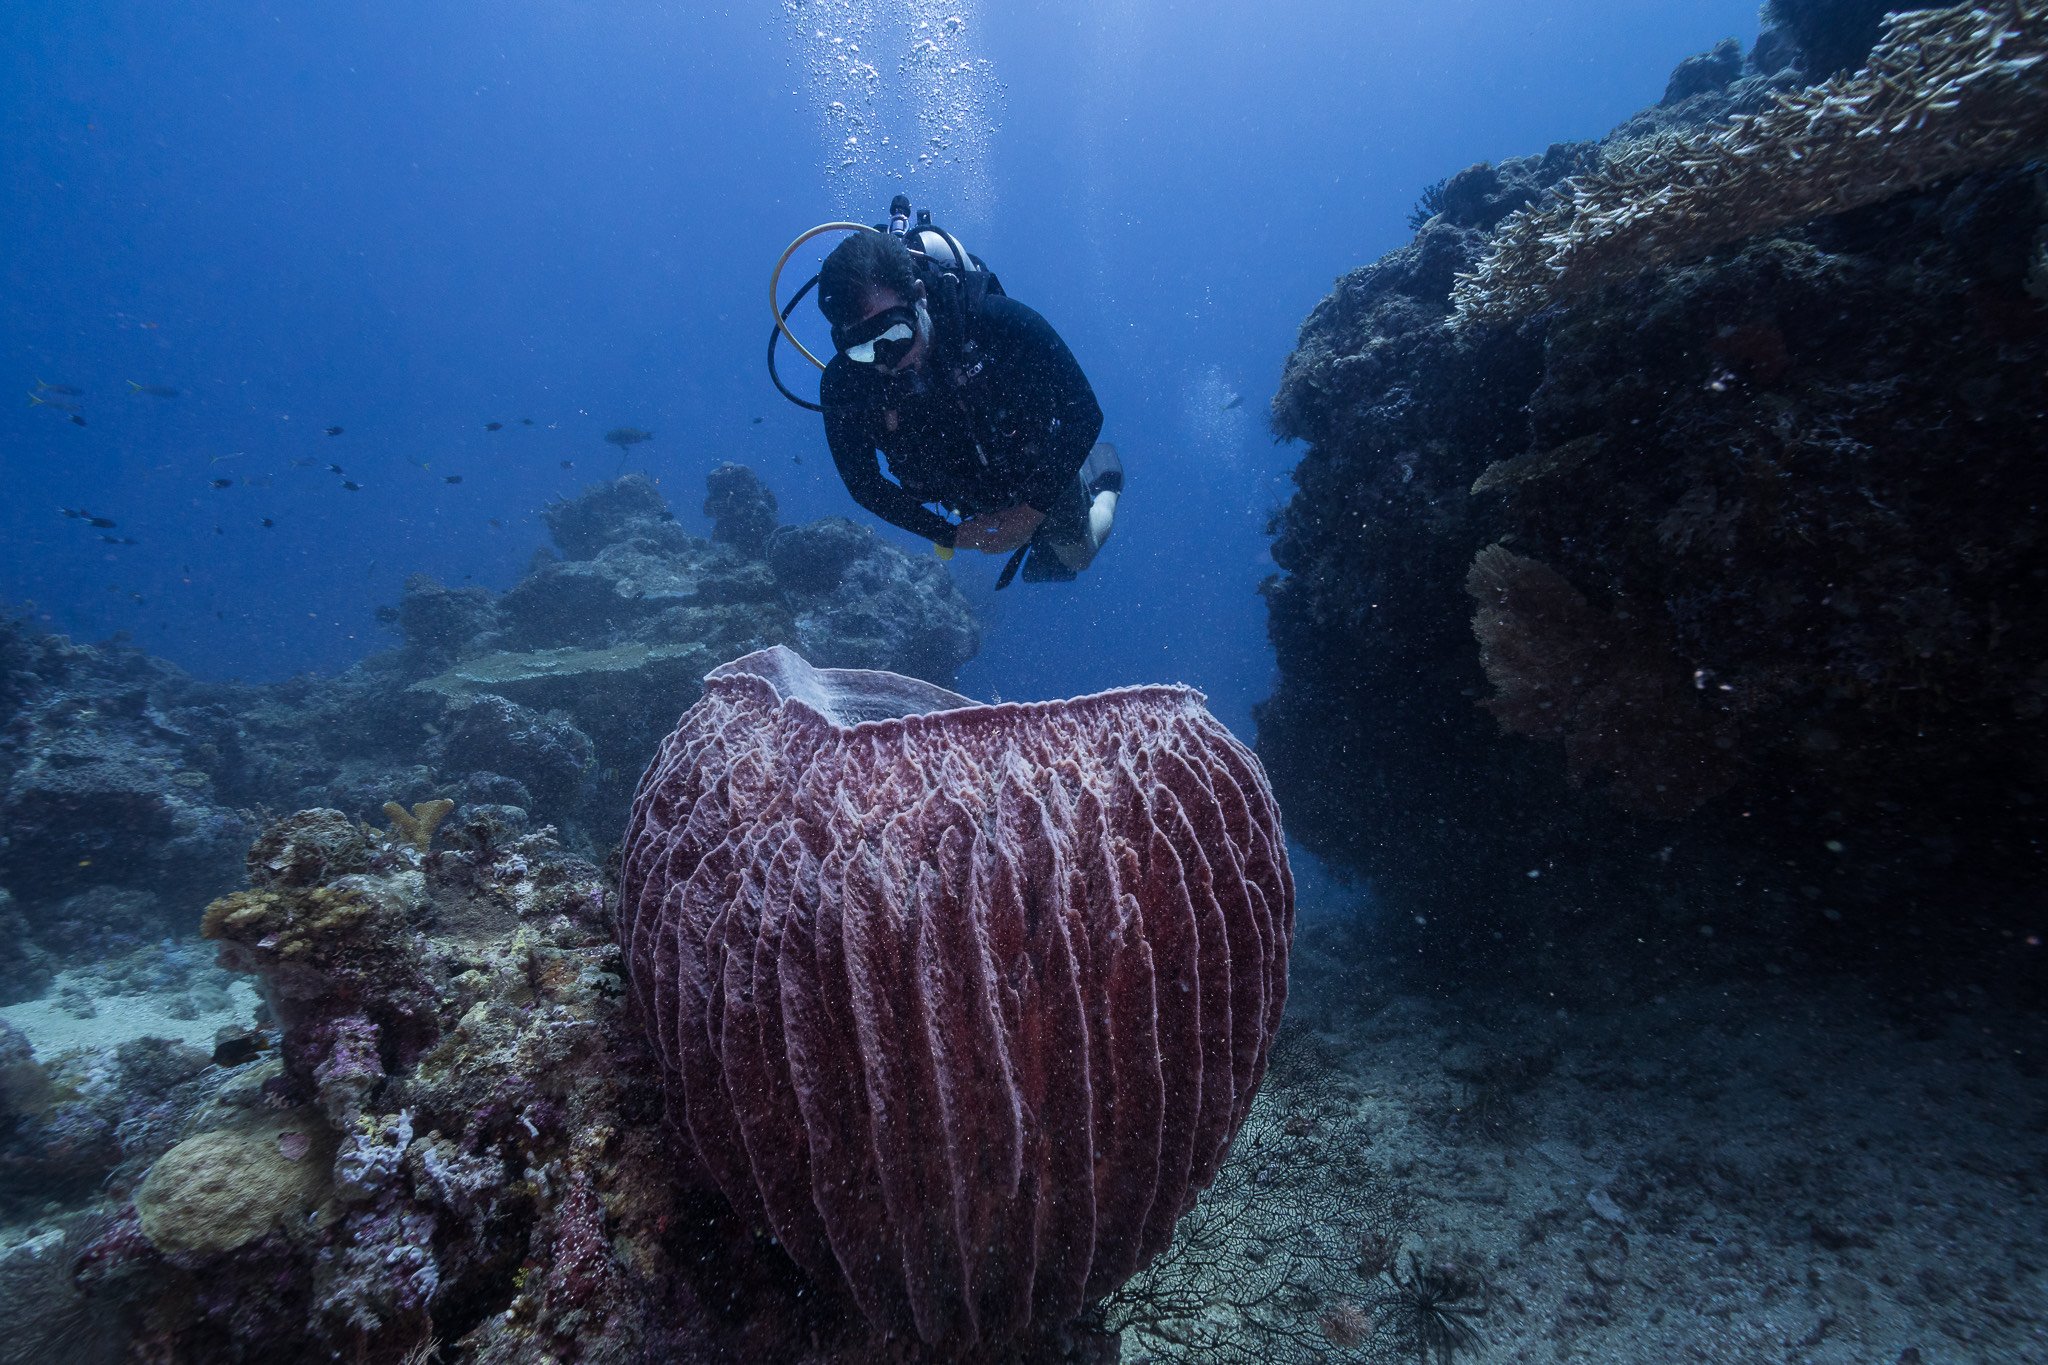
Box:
[382,798,454,851]
[1451,0,2048,326]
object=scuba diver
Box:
[769,197,1121,586]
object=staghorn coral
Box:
[381,798,453,851]
[618,645,1294,1359]
[1451,0,2048,327]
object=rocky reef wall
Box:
[1259,3,2048,983]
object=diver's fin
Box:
[994,543,1030,590]
[1020,545,1078,583]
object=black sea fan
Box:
[1407,178,1447,231]
[1383,1251,1487,1363]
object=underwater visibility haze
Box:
[5,0,2048,1361]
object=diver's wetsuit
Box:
[820,290,1110,567]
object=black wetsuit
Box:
[820,290,1103,550]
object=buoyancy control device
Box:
[767,195,1002,413]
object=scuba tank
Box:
[767,196,1002,413]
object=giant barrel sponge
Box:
[618,646,1294,1354]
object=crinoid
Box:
[1382,1250,1488,1364]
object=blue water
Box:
[1,0,1758,736]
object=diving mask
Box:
[835,305,919,368]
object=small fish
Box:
[603,426,654,450]
[127,382,180,397]
[484,421,504,432]
[327,463,345,475]
[213,526,225,536]
[99,535,136,545]
[61,508,87,519]
[341,480,363,491]
[290,457,318,468]
[70,414,86,426]
[128,591,144,602]
[324,426,344,437]
[444,474,463,484]
[209,451,244,465]
[87,516,117,529]
[28,392,83,412]
[210,478,234,489]
[487,517,502,528]
[261,518,275,528]
[519,417,534,426]
[751,416,764,425]
[1222,392,1244,411]
[559,460,574,470]
[34,379,84,396]
[793,454,803,465]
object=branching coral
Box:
[1451,0,2048,326]
[382,797,453,851]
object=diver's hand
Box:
[955,504,1045,554]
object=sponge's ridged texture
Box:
[618,646,1292,1354]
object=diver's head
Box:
[820,231,931,373]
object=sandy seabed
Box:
[1117,909,2048,1365]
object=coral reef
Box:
[0,615,253,979]
[0,625,251,913]
[0,1028,215,1221]
[11,802,1189,1362]
[1465,544,1738,817]
[1765,0,1909,78]
[701,460,779,554]
[0,465,979,997]
[617,646,1294,1357]
[1261,14,2048,971]
[1451,0,2048,327]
